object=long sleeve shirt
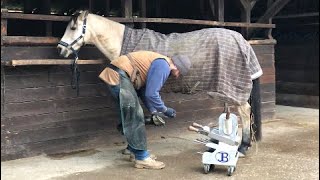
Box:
[143,59,170,113]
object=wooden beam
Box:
[266,0,274,39]
[240,0,257,39]
[3,59,106,66]
[248,0,291,37]
[130,18,275,28]
[1,12,275,28]
[1,35,276,47]
[216,0,224,22]
[248,39,277,45]
[139,0,146,28]
[273,12,319,19]
[1,12,71,21]
[2,36,59,45]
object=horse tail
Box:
[250,78,262,141]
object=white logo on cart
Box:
[216,151,229,162]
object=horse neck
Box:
[86,14,125,61]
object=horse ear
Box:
[79,10,89,21]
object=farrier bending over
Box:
[99,50,191,169]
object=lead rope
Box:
[1,64,6,116]
[70,51,80,96]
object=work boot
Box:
[129,153,157,162]
[134,157,165,169]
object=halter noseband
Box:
[58,16,88,60]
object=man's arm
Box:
[144,58,170,113]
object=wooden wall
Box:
[275,40,319,108]
[1,43,275,161]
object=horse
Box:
[57,10,263,156]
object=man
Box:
[99,51,191,169]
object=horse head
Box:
[57,10,89,58]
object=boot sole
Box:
[134,164,165,169]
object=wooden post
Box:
[240,0,256,39]
[89,0,94,12]
[42,0,52,37]
[105,0,110,16]
[215,0,224,22]
[266,0,275,39]
[209,0,224,22]
[1,9,8,46]
[121,0,132,18]
[139,0,146,28]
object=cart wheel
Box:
[227,166,236,176]
[203,164,211,174]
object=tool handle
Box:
[188,126,199,132]
[207,122,218,128]
[192,122,203,128]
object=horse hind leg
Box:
[237,102,252,157]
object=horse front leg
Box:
[237,102,251,157]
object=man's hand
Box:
[163,107,176,118]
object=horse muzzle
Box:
[57,45,71,58]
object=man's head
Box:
[171,54,191,78]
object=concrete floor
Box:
[2,105,319,180]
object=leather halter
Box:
[58,14,88,95]
[58,17,87,60]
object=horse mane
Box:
[70,10,90,30]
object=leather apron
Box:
[108,65,147,151]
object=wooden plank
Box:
[260,83,276,93]
[2,36,59,45]
[276,70,319,83]
[1,46,106,61]
[4,96,113,118]
[4,71,102,89]
[252,44,275,54]
[261,91,276,103]
[4,83,109,103]
[257,54,275,67]
[2,116,118,145]
[2,36,276,46]
[276,93,319,108]
[1,12,275,28]
[2,108,117,132]
[9,59,106,66]
[3,65,104,76]
[260,74,275,84]
[262,67,275,75]
[131,18,275,28]
[273,12,319,19]
[1,12,71,21]
[248,39,277,45]
[276,81,319,96]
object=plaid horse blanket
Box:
[120,27,263,105]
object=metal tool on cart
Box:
[188,104,241,176]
